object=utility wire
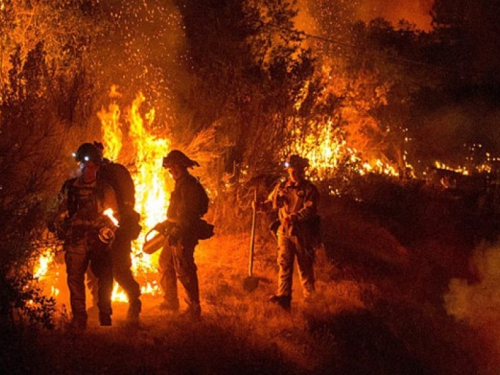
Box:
[268,23,459,73]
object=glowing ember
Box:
[434,161,470,176]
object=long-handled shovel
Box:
[243,188,260,292]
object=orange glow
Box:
[287,117,400,182]
[33,248,54,280]
[34,89,171,301]
[99,90,171,298]
[98,88,123,161]
[32,246,61,300]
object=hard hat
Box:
[162,150,200,169]
[284,154,309,169]
[92,141,104,152]
[73,143,103,164]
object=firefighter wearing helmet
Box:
[259,154,320,311]
[155,150,210,319]
[86,141,143,323]
[50,142,119,333]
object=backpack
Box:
[195,178,209,216]
[99,161,135,210]
[192,177,213,239]
[99,162,142,239]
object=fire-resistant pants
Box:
[276,232,315,300]
[65,234,113,322]
[110,228,141,301]
[159,237,200,311]
[87,228,141,306]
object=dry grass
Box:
[2,191,498,374]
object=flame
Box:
[33,248,54,280]
[98,95,123,161]
[33,89,171,302]
[287,117,400,183]
[32,247,62,299]
[99,89,171,299]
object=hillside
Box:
[2,181,500,375]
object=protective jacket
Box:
[54,176,118,326]
[159,170,208,316]
[268,177,320,301]
[57,177,119,239]
[167,172,209,241]
[269,178,320,239]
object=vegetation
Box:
[1,177,498,374]
[1,0,500,373]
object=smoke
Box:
[297,0,434,32]
[356,0,434,30]
[445,242,500,370]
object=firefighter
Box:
[86,142,142,322]
[50,143,118,332]
[156,150,209,319]
[260,155,320,311]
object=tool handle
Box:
[248,188,257,276]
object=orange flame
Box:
[35,88,172,301]
[287,117,400,182]
[99,89,171,298]
[33,248,54,280]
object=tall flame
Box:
[32,89,172,302]
[98,86,123,161]
[99,89,172,298]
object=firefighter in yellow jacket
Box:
[264,155,320,311]
[51,143,119,332]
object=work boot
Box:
[269,295,291,311]
[127,299,142,322]
[99,313,112,326]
